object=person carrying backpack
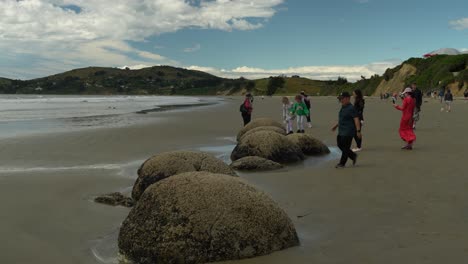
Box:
[240,93,253,126]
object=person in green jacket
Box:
[291,94,310,133]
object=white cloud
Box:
[188,60,401,81]
[450,18,468,30]
[183,44,201,53]
[0,0,283,79]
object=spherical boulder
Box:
[231,131,304,164]
[230,156,284,171]
[132,151,236,201]
[287,134,330,156]
[119,172,299,264]
[237,118,284,141]
[239,126,286,142]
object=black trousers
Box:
[242,113,251,126]
[337,135,356,165]
[354,133,362,148]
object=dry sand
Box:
[0,97,467,264]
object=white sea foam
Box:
[0,163,122,174]
[0,95,203,122]
[0,95,218,139]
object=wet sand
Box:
[0,97,467,264]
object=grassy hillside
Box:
[1,54,466,96]
[0,66,248,95]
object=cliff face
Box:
[373,64,417,95]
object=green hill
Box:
[0,66,249,95]
[375,54,468,96]
[1,54,467,96]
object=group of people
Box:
[239,81,455,169]
[281,92,312,134]
[429,87,455,112]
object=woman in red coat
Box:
[393,88,417,150]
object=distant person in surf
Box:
[393,88,416,150]
[444,89,453,112]
[291,95,309,133]
[300,91,312,128]
[332,92,361,168]
[352,89,365,152]
[240,93,253,126]
[282,97,294,135]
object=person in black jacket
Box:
[352,89,365,152]
[411,83,423,129]
[444,89,453,112]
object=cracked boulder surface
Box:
[236,118,285,141]
[287,133,331,156]
[239,126,286,142]
[132,151,236,201]
[230,156,284,171]
[231,131,304,164]
[119,172,299,264]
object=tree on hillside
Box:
[266,76,285,95]
[246,81,256,92]
[337,77,348,85]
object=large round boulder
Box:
[287,134,330,156]
[239,126,286,142]
[230,156,284,171]
[119,172,299,264]
[132,151,236,201]
[231,131,304,164]
[237,118,284,141]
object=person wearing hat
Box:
[332,92,361,168]
[393,87,416,150]
[240,93,254,126]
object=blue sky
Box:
[0,0,467,80]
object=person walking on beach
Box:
[282,97,294,134]
[332,92,361,168]
[352,89,365,152]
[300,91,312,128]
[292,95,309,133]
[438,87,445,104]
[411,83,423,129]
[240,93,253,126]
[444,89,453,112]
[394,88,416,150]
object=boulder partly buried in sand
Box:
[119,172,299,264]
[231,131,304,164]
[287,134,330,156]
[132,151,236,201]
[230,156,284,171]
[94,192,134,208]
[237,118,284,141]
[239,126,286,142]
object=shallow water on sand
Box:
[0,95,215,139]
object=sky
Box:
[0,0,467,81]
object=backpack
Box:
[240,102,248,113]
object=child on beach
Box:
[291,95,310,133]
[282,97,294,134]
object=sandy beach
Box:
[0,96,467,264]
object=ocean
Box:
[0,95,214,138]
